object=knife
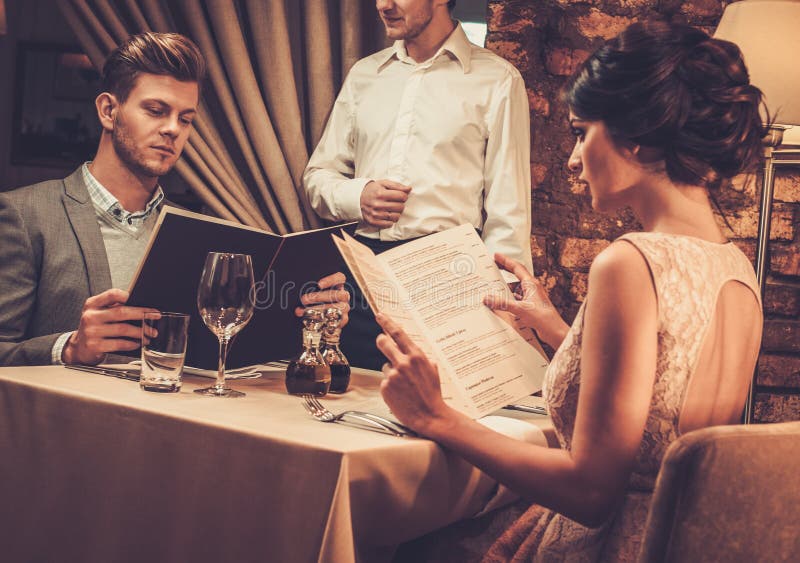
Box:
[65,364,140,382]
[503,403,548,415]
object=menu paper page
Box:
[378,224,548,417]
[332,233,473,413]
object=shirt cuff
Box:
[333,178,371,221]
[52,332,74,365]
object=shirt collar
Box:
[82,162,164,225]
[376,21,473,73]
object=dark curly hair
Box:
[564,21,767,190]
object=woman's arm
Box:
[377,241,657,527]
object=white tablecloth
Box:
[0,365,554,562]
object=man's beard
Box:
[111,113,175,178]
[385,8,433,40]
[403,12,433,40]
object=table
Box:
[0,366,554,563]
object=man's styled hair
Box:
[101,32,206,102]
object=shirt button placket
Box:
[383,64,424,241]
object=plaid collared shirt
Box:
[81,162,164,227]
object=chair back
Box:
[639,421,800,562]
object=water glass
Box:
[140,312,190,393]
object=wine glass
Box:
[195,252,255,397]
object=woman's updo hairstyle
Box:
[564,21,768,190]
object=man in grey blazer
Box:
[2,30,353,368]
[0,32,206,366]
[1,32,351,367]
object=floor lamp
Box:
[714,0,800,424]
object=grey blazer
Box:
[0,168,113,365]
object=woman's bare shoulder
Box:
[588,239,653,293]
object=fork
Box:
[304,395,417,436]
[301,395,410,436]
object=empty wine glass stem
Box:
[216,336,230,391]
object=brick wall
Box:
[486,0,800,422]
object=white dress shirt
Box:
[304,23,533,275]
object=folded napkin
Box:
[479,415,548,444]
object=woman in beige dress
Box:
[377,21,767,561]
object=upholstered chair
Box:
[639,421,800,562]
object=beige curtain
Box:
[55,0,385,233]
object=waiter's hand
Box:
[62,288,158,365]
[295,273,351,328]
[360,179,411,228]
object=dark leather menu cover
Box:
[127,206,356,369]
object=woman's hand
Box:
[295,272,351,327]
[484,253,569,350]
[375,313,454,435]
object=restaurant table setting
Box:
[0,360,554,563]
[0,251,555,562]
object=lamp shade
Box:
[714,0,800,127]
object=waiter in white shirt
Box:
[304,0,533,369]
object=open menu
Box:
[333,224,549,419]
[126,206,356,369]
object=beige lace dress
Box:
[394,232,761,563]
[482,232,761,562]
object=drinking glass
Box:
[140,312,190,392]
[195,252,255,397]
